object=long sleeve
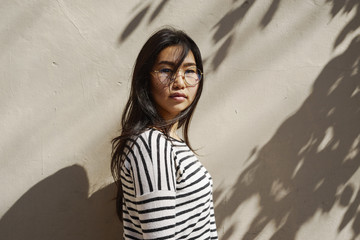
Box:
[121,129,177,239]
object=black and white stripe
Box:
[120,129,218,240]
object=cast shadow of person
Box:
[215,35,360,240]
[0,165,123,240]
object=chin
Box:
[170,106,188,115]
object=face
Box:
[150,45,199,120]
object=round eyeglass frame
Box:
[151,68,203,87]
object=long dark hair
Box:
[111,27,204,217]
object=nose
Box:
[172,71,186,89]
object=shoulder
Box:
[132,128,179,146]
[129,128,166,148]
[123,128,178,195]
[124,128,190,162]
[123,128,171,158]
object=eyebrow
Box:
[157,61,196,67]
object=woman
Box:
[111,27,218,240]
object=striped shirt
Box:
[120,128,218,240]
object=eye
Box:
[185,68,196,74]
[159,68,173,74]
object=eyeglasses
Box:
[152,68,203,86]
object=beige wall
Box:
[1,0,359,239]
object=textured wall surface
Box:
[0,0,359,239]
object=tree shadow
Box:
[211,0,254,44]
[260,0,281,28]
[207,0,254,71]
[211,34,234,71]
[207,0,359,73]
[119,4,151,43]
[116,0,278,71]
[212,1,360,238]
[0,165,122,240]
[148,0,170,24]
[207,0,281,72]
[118,0,170,44]
[327,0,360,47]
[215,23,360,240]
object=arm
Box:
[127,130,177,239]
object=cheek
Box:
[151,79,169,99]
[188,85,199,102]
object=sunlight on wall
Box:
[0,0,359,239]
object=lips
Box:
[170,92,187,98]
[170,92,187,101]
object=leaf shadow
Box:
[260,0,281,28]
[148,0,169,24]
[211,34,234,71]
[215,33,360,240]
[212,0,254,44]
[328,0,360,47]
[119,4,151,43]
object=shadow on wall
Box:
[210,1,360,239]
[214,19,360,240]
[118,0,170,43]
[0,165,122,240]
[116,0,255,72]
[209,0,255,72]
[117,0,274,73]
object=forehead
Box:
[155,45,195,65]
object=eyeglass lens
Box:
[157,69,201,85]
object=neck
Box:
[150,122,181,141]
[169,122,180,140]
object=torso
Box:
[120,129,218,239]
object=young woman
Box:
[111,27,218,240]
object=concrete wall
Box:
[0,0,359,239]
